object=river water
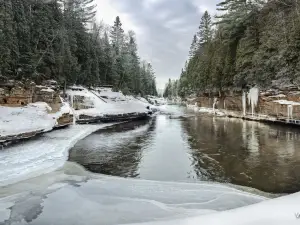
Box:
[69,106,300,193]
[2,105,296,224]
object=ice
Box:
[0,124,115,186]
[0,162,268,225]
[242,91,246,116]
[247,87,259,116]
[212,98,218,113]
[128,191,300,225]
[288,105,293,120]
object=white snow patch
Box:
[0,105,56,138]
[197,107,225,117]
[28,102,52,111]
[273,100,300,106]
[41,88,55,93]
[66,87,149,119]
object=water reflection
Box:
[69,108,300,193]
[184,116,300,193]
[69,119,155,177]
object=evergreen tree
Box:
[197,11,212,46]
[189,34,198,58]
[0,1,158,96]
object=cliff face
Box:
[190,87,300,121]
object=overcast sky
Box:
[96,0,220,89]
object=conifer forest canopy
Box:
[0,0,158,96]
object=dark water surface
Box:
[69,106,300,193]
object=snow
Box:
[247,87,259,116]
[273,100,300,106]
[269,94,286,98]
[66,87,149,119]
[0,124,116,186]
[28,102,52,111]
[0,105,56,138]
[40,88,55,92]
[195,107,225,117]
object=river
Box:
[2,105,300,224]
[70,106,300,193]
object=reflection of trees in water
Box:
[182,116,300,193]
[69,119,157,178]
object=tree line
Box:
[164,0,300,98]
[0,0,157,96]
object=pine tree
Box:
[0,0,18,78]
[197,11,212,46]
[110,16,124,56]
[189,34,198,58]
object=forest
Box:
[164,0,300,98]
[0,0,157,96]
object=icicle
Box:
[212,98,218,114]
[247,87,259,117]
[287,105,293,121]
[242,91,246,116]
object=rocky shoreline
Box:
[186,87,300,126]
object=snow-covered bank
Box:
[67,87,151,121]
[0,105,56,139]
[0,124,115,186]
[0,100,74,143]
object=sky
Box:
[96,0,220,89]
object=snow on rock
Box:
[269,94,287,98]
[0,124,115,186]
[40,88,55,93]
[28,102,52,111]
[0,105,56,138]
[273,100,300,106]
[66,87,149,119]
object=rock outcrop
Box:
[188,86,300,123]
[0,80,73,145]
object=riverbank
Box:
[188,104,300,127]
[0,81,159,145]
[185,87,300,127]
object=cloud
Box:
[95,0,221,89]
